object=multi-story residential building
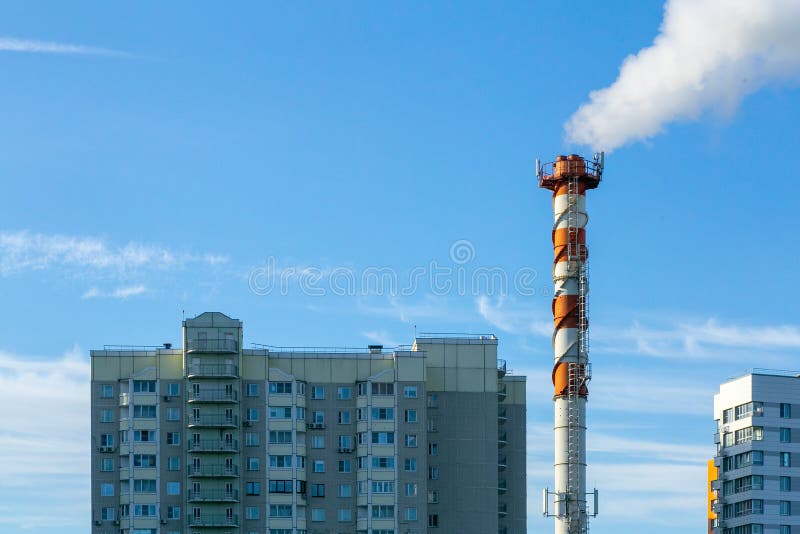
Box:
[91,312,527,534]
[709,371,799,534]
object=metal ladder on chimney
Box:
[565,174,588,534]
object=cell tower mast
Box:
[538,153,603,534]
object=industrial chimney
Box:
[538,153,603,534]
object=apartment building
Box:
[709,371,799,534]
[91,312,527,534]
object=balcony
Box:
[188,389,239,403]
[498,407,507,424]
[186,338,238,353]
[498,455,508,471]
[498,432,508,448]
[187,414,238,428]
[497,384,507,402]
[498,480,508,494]
[188,465,239,477]
[188,489,239,502]
[187,514,239,527]
[188,439,239,453]
[187,363,239,379]
[498,359,507,378]
[498,503,508,517]
[119,393,130,406]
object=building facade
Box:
[91,312,526,534]
[710,371,799,534]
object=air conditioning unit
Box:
[95,520,102,525]
[163,395,171,402]
[113,520,120,525]
[161,519,168,524]
[243,421,252,427]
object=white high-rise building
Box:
[710,371,799,534]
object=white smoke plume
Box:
[565,0,800,152]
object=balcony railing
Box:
[188,389,239,403]
[498,408,507,423]
[188,489,239,502]
[498,480,508,494]
[188,439,239,453]
[186,338,238,353]
[188,465,239,477]
[498,359,507,377]
[498,455,508,470]
[187,414,238,428]
[187,514,239,527]
[498,384,507,402]
[498,432,508,447]
[498,503,508,517]
[187,363,239,378]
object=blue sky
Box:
[1,1,799,532]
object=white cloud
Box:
[565,0,800,151]
[361,330,402,348]
[0,347,90,530]
[476,295,552,337]
[0,230,227,277]
[0,36,125,57]
[82,284,148,300]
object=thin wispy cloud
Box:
[361,330,402,348]
[82,284,147,300]
[0,36,126,57]
[0,230,228,277]
[476,295,551,337]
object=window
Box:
[312,411,325,425]
[100,433,114,447]
[101,458,114,471]
[246,432,260,446]
[427,393,439,408]
[296,455,306,468]
[338,484,352,497]
[357,407,367,421]
[428,418,438,432]
[338,508,352,522]
[311,484,325,497]
[269,406,292,419]
[167,506,181,520]
[133,479,156,493]
[311,386,325,399]
[338,435,353,451]
[338,460,351,473]
[269,382,292,394]
[404,385,418,398]
[133,380,156,393]
[429,514,439,527]
[405,483,418,496]
[166,407,180,421]
[101,507,115,520]
[311,508,326,522]
[100,483,114,496]
[338,411,351,424]
[133,405,156,418]
[372,407,394,420]
[247,481,261,495]
[781,452,791,467]
[246,408,259,422]
[166,481,180,495]
[248,457,261,471]
[166,383,180,396]
[372,505,394,519]
[733,426,763,445]
[269,480,292,494]
[372,431,395,444]
[167,432,180,445]
[405,409,418,423]
[246,383,259,396]
[100,409,113,423]
[100,384,114,398]
[404,458,417,472]
[405,434,417,447]
[372,457,395,469]
[781,500,791,516]
[429,443,439,455]
[270,430,292,444]
[781,403,792,418]
[428,490,439,504]
[269,504,292,517]
[119,430,128,444]
[269,455,291,468]
[133,454,156,467]
[357,382,367,396]
[133,504,156,517]
[337,387,351,400]
[781,476,792,491]
[429,466,439,479]
[313,460,325,473]
[311,435,325,448]
[296,406,305,420]
[372,481,395,493]
[132,429,154,443]
[405,507,418,521]
[781,526,791,534]
[372,382,394,395]
[246,506,260,520]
